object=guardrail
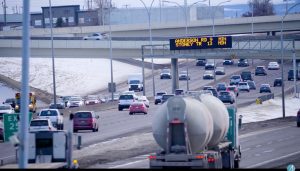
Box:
[256,93,274,104]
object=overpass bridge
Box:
[0,35,299,59]
[0,14,299,38]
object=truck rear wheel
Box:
[234,160,240,168]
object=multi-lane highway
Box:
[0,58,298,167]
[89,123,300,168]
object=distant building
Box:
[30,13,43,28]
[77,10,99,26]
[41,5,80,28]
[0,14,22,31]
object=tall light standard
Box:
[109,0,114,102]
[49,0,57,105]
[211,0,231,83]
[140,0,155,97]
[280,2,300,118]
[251,0,254,35]
[163,0,207,91]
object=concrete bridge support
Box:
[171,58,179,94]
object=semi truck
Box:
[127,73,143,92]
[149,94,241,169]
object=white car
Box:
[154,91,167,105]
[85,95,100,105]
[0,104,15,119]
[267,62,280,70]
[29,119,57,132]
[37,109,64,130]
[138,96,150,108]
[238,82,250,92]
[69,97,84,108]
[203,70,214,79]
[83,33,108,40]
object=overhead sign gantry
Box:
[169,36,232,50]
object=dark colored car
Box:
[218,91,235,104]
[259,84,272,93]
[288,69,300,81]
[255,66,267,76]
[175,89,184,95]
[238,59,249,67]
[273,78,282,87]
[241,71,253,81]
[73,111,99,133]
[196,59,207,66]
[223,59,234,65]
[3,98,16,108]
[297,109,300,127]
[216,82,227,92]
[207,88,218,97]
[161,94,175,104]
[247,80,256,90]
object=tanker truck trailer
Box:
[149,94,241,169]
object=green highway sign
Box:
[3,113,32,142]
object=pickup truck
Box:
[37,109,64,130]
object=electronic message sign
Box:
[170,36,232,50]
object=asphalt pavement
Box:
[89,123,300,169]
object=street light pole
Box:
[109,0,114,102]
[49,0,57,106]
[19,0,30,168]
[251,0,254,35]
[140,0,155,97]
[280,2,300,118]
[211,0,231,83]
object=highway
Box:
[0,58,298,167]
[89,123,300,168]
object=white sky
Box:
[0,0,289,14]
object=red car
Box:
[129,102,148,115]
[73,111,99,132]
[226,85,239,97]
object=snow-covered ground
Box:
[0,58,151,96]
[238,95,300,124]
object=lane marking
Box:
[241,148,251,152]
[109,159,148,168]
[254,154,261,157]
[267,141,272,145]
[256,145,262,148]
[0,155,15,160]
[263,149,273,153]
[240,125,293,139]
[247,150,300,168]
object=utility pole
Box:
[2,0,7,26]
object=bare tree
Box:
[93,0,114,25]
[242,0,275,17]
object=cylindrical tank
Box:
[199,94,229,146]
[152,96,214,152]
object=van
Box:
[241,71,253,81]
[73,111,99,132]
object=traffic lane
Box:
[240,125,300,168]
[63,104,159,147]
[113,59,262,97]
[0,142,16,164]
[90,124,299,168]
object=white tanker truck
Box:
[149,94,241,169]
